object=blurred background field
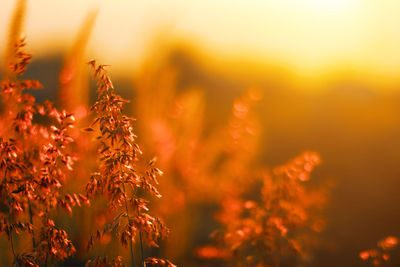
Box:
[2,0,400,266]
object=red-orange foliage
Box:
[203,152,327,266]
[0,39,79,266]
[0,32,173,266]
[360,236,398,267]
[84,61,171,266]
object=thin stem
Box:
[27,198,36,248]
[136,206,145,267]
[43,211,50,267]
[9,225,16,258]
[44,250,48,267]
[5,171,16,260]
[122,183,135,267]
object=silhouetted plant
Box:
[199,152,328,266]
[0,38,82,266]
[84,61,174,267]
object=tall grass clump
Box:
[84,61,174,267]
[0,37,81,266]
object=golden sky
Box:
[2,0,400,79]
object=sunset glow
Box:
[1,0,400,80]
[302,0,356,11]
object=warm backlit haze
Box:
[1,0,400,267]
[2,0,400,80]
